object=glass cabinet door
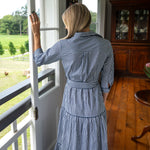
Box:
[115,10,130,40]
[134,10,149,40]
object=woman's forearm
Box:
[33,34,41,51]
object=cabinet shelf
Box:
[110,0,150,75]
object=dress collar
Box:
[73,31,103,38]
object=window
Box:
[36,0,60,86]
[82,0,98,33]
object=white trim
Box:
[40,27,59,31]
[22,130,28,150]
[11,120,18,150]
[97,0,106,37]
[0,117,31,150]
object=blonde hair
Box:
[62,3,91,39]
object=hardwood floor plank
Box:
[107,77,124,150]
[125,77,136,150]
[112,77,128,150]
[106,76,150,150]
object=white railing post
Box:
[11,120,18,150]
[22,130,28,150]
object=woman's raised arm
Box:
[29,12,41,51]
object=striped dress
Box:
[33,31,114,150]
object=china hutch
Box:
[110,0,150,76]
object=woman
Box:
[30,3,114,150]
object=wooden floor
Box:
[106,76,150,150]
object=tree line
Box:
[0,5,96,35]
[0,5,28,35]
[0,41,29,56]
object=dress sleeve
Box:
[33,40,61,66]
[100,41,114,93]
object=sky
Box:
[0,0,27,18]
[0,0,97,19]
[83,0,97,12]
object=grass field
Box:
[0,35,31,149]
[0,34,44,149]
[0,34,28,58]
[0,58,42,150]
[0,58,30,149]
[0,34,28,49]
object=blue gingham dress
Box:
[34,31,114,150]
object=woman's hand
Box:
[30,12,40,37]
[29,12,41,51]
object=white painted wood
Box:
[97,0,106,37]
[11,120,18,150]
[0,117,31,150]
[22,130,28,150]
[27,0,42,150]
[40,0,48,85]
[40,28,59,31]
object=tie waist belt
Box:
[67,79,99,89]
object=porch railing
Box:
[0,68,55,150]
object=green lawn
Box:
[0,34,28,50]
[0,59,29,92]
[0,35,43,149]
[0,58,30,149]
[0,57,42,149]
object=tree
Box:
[20,45,25,54]
[24,40,29,52]
[90,11,97,32]
[0,15,13,34]
[21,4,27,17]
[8,42,16,56]
[20,45,25,60]
[13,4,28,35]
[0,4,28,35]
[13,11,23,35]
[0,42,4,55]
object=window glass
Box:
[115,10,129,40]
[134,10,149,40]
[82,0,97,32]
[0,0,29,92]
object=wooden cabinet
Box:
[130,46,150,74]
[110,0,150,76]
[113,46,129,71]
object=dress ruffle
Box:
[54,107,108,150]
